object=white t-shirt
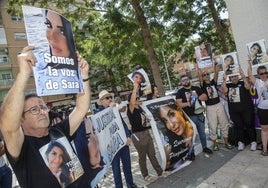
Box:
[255,78,268,109]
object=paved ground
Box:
[97,135,268,188]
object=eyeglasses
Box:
[24,105,49,115]
[202,73,209,77]
[259,72,268,76]
[105,96,113,100]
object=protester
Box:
[220,69,257,151]
[0,46,90,188]
[127,82,169,182]
[94,90,141,188]
[248,64,268,156]
[176,75,213,156]
[198,65,233,151]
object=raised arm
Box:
[240,68,250,90]
[0,46,36,158]
[214,64,219,83]
[128,82,139,113]
[220,73,228,94]
[69,53,90,136]
[247,59,256,84]
[197,68,204,87]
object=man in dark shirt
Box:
[176,75,213,155]
[0,46,90,188]
[198,65,233,151]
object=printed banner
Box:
[22,6,83,96]
[89,107,127,187]
[141,96,197,172]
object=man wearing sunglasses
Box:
[176,75,213,157]
[221,69,257,152]
[248,64,268,156]
[198,65,233,151]
[94,90,141,188]
[0,46,90,188]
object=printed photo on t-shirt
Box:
[185,90,198,106]
[206,85,218,99]
[262,90,268,100]
[228,87,240,103]
[39,137,84,188]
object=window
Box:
[0,55,8,64]
[11,16,23,21]
[0,28,7,44]
[2,73,12,80]
[14,33,27,40]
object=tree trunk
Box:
[207,0,229,53]
[130,0,165,96]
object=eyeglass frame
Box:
[23,105,49,115]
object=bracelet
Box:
[82,77,89,82]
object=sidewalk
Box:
[98,142,267,188]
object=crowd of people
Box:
[0,38,267,188]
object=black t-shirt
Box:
[201,79,220,105]
[176,86,204,116]
[127,106,150,133]
[226,80,254,112]
[6,119,89,188]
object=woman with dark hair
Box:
[224,55,235,75]
[44,10,77,70]
[45,141,74,187]
[157,104,194,169]
[250,43,263,65]
[131,71,147,97]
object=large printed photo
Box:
[22,6,83,96]
[141,96,197,172]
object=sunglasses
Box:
[259,72,268,76]
[181,78,189,83]
[202,73,209,77]
[229,75,238,79]
[104,96,113,100]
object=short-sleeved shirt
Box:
[255,78,268,109]
[176,86,204,116]
[6,119,89,188]
[226,80,253,112]
[127,106,151,133]
[201,79,220,106]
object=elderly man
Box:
[94,90,141,188]
[0,46,90,188]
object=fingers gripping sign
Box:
[18,46,37,76]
